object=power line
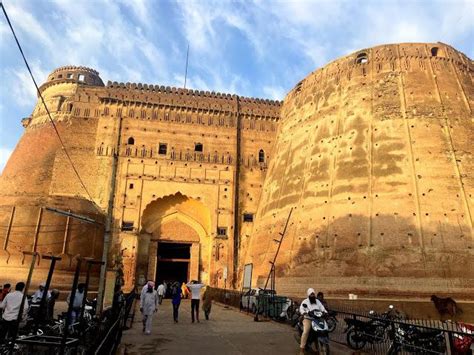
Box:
[1,2,102,214]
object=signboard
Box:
[242,263,253,290]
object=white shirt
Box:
[0,291,29,321]
[67,290,84,308]
[32,289,51,303]
[157,284,165,296]
[186,283,204,300]
[299,298,327,319]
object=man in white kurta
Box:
[140,281,158,335]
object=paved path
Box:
[119,299,350,354]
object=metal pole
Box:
[32,207,43,252]
[37,255,62,329]
[45,207,102,225]
[3,206,15,250]
[60,257,82,355]
[97,110,123,313]
[80,259,104,324]
[232,96,242,288]
[10,251,38,353]
[263,207,293,292]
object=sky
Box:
[0,0,473,173]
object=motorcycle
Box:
[344,306,399,350]
[294,304,330,354]
[325,310,338,333]
[452,322,474,354]
[388,323,446,354]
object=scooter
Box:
[294,304,330,354]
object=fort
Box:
[1,42,473,300]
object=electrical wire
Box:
[1,2,102,215]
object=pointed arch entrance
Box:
[139,192,212,285]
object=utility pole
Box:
[232,96,242,288]
[97,105,123,312]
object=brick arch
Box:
[148,211,204,242]
[141,192,211,238]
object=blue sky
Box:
[1,0,473,173]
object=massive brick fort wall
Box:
[244,42,474,298]
[0,65,280,290]
[1,42,472,299]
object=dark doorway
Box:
[156,242,190,284]
[156,261,189,284]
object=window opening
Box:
[431,47,438,57]
[217,227,227,237]
[129,183,134,189]
[194,143,203,152]
[121,221,134,231]
[127,137,135,145]
[67,73,73,79]
[78,74,85,81]
[356,52,368,64]
[243,213,254,222]
[158,143,167,155]
[258,149,265,163]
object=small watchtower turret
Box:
[39,65,104,94]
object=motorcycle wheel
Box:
[387,344,400,355]
[346,328,366,350]
[317,341,330,355]
[326,316,337,333]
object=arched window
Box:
[431,47,438,57]
[355,52,368,64]
[258,149,265,163]
[127,137,135,145]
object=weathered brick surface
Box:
[245,42,474,299]
[2,44,473,299]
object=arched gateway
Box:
[136,193,212,285]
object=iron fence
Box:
[0,290,136,355]
[207,287,474,354]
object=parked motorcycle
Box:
[294,304,330,354]
[452,322,474,354]
[344,306,399,350]
[388,323,446,354]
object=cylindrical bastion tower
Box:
[245,42,474,299]
[0,66,106,289]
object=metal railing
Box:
[207,287,474,354]
[1,290,136,354]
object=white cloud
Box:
[0,147,13,175]
[7,62,47,108]
[5,1,55,51]
[263,85,286,101]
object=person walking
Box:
[0,282,28,342]
[171,282,182,323]
[157,283,165,305]
[202,287,212,320]
[186,280,205,323]
[140,281,158,335]
[181,282,189,299]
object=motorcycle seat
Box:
[345,318,369,327]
